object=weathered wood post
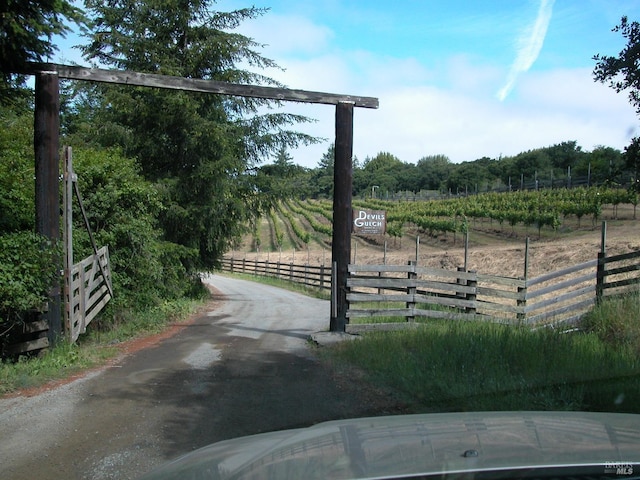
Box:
[330,101,354,332]
[466,271,477,316]
[34,71,62,346]
[406,261,417,323]
[596,221,607,304]
[517,237,530,322]
[63,147,75,341]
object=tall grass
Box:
[582,293,640,354]
[326,302,640,413]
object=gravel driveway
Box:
[0,275,404,479]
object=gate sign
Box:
[353,209,386,235]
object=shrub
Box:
[71,147,201,315]
[0,232,59,349]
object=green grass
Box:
[219,271,331,300]
[325,294,640,413]
[581,292,640,354]
[0,340,116,395]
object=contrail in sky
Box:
[497,0,555,101]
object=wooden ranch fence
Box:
[220,257,331,291]
[346,248,640,333]
[221,243,640,333]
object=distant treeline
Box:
[264,140,639,200]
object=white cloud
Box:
[238,13,334,58]
[497,0,555,101]
[282,59,637,168]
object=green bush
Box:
[0,110,35,232]
[0,232,59,348]
[71,147,202,316]
[0,106,204,340]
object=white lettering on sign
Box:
[352,209,386,235]
[354,210,385,227]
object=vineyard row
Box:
[253,187,638,244]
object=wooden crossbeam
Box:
[25,63,379,109]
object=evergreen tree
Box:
[0,0,85,105]
[71,0,316,268]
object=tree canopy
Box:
[0,0,85,104]
[66,0,317,268]
[593,16,640,116]
[593,16,640,190]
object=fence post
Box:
[406,261,416,323]
[464,229,469,271]
[320,264,325,289]
[456,266,467,306]
[63,146,74,340]
[517,238,529,323]
[517,283,527,323]
[596,221,607,304]
[331,261,338,319]
[466,271,477,315]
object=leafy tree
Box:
[310,144,336,198]
[70,0,316,268]
[359,152,406,196]
[72,147,199,310]
[0,0,85,105]
[503,149,552,188]
[593,16,640,116]
[546,141,584,171]
[575,146,624,185]
[255,144,311,200]
[593,16,640,189]
[446,159,495,194]
[624,137,640,192]
[395,162,420,193]
[416,154,452,191]
[0,232,59,353]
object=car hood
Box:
[139,411,640,479]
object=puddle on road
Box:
[182,343,222,369]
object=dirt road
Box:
[0,275,404,480]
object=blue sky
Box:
[53,0,640,168]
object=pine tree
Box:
[71,0,317,268]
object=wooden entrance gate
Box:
[24,62,378,342]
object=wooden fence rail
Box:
[346,250,638,333]
[220,257,331,291]
[220,243,640,333]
